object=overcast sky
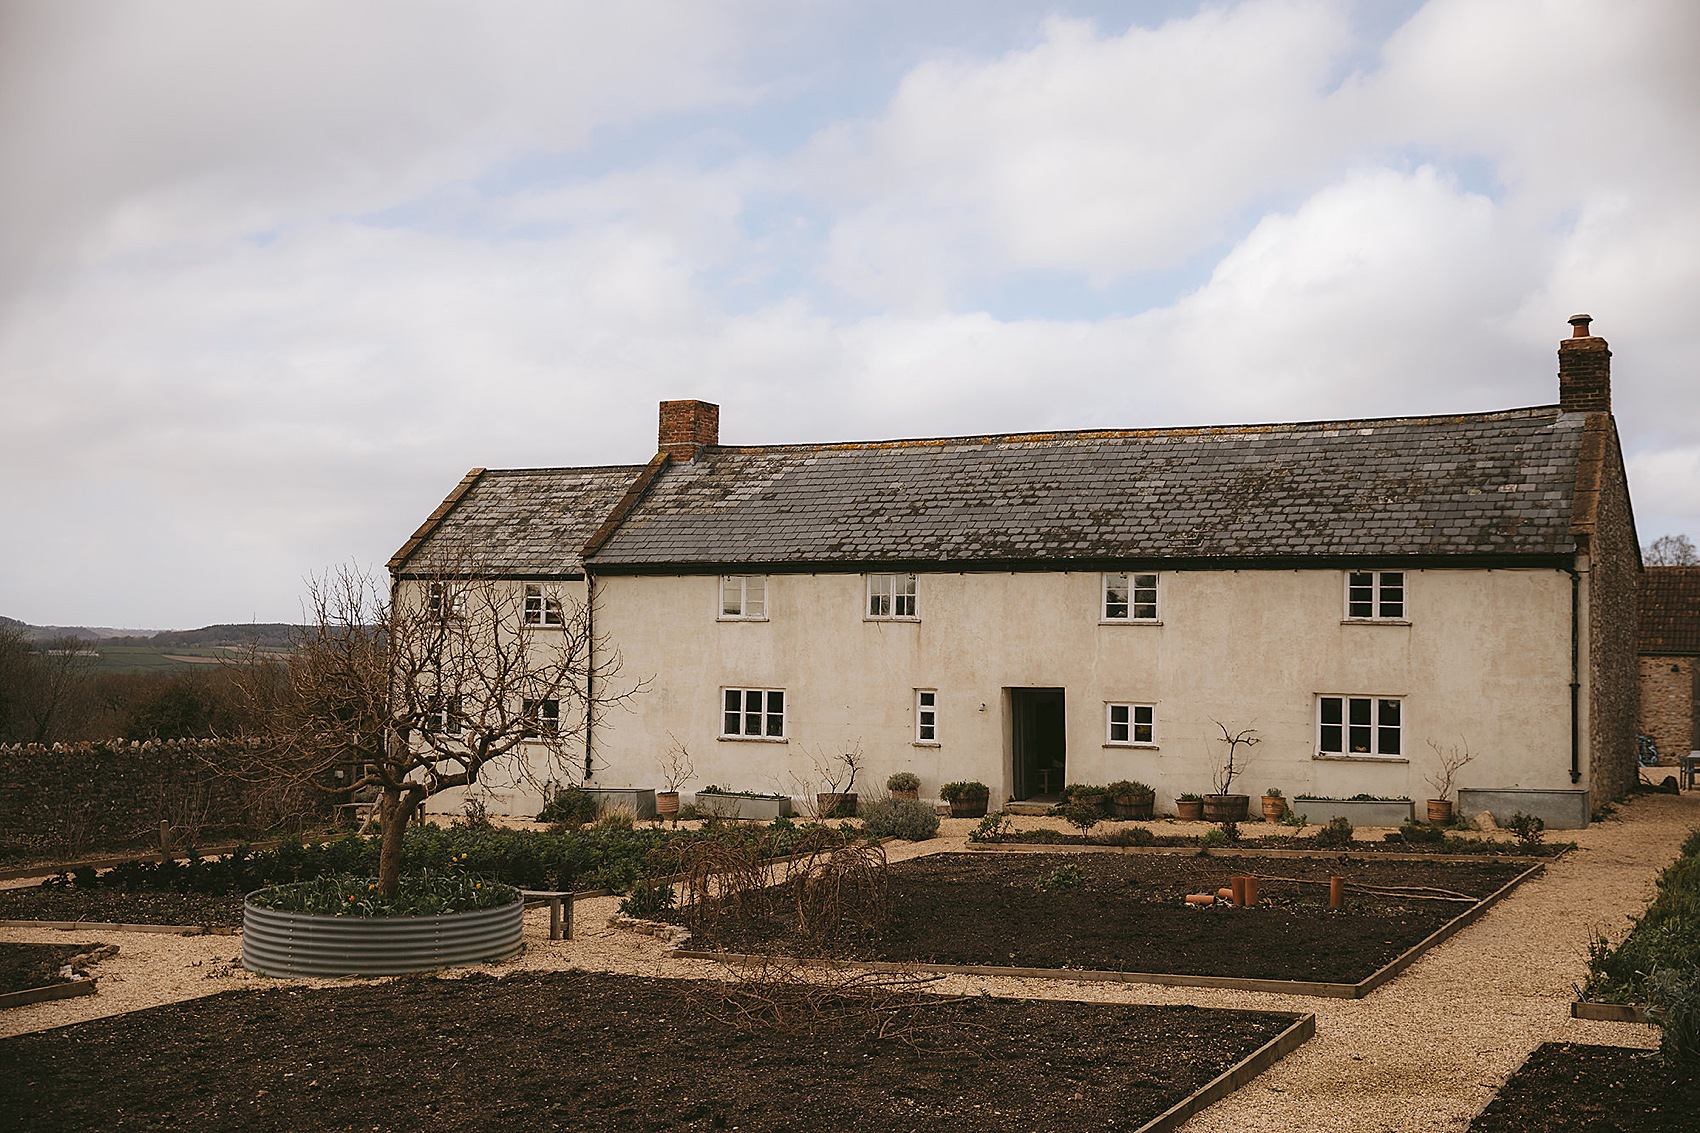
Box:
[3,0,1697,629]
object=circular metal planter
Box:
[241,891,524,978]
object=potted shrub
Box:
[886,771,922,801]
[1425,739,1473,824]
[1203,720,1259,823]
[1065,783,1109,813]
[810,744,862,819]
[1107,780,1155,820]
[655,738,694,822]
[1176,793,1205,821]
[940,780,991,818]
[1261,786,1287,823]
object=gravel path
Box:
[3,794,1695,1133]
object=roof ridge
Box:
[703,403,1565,455]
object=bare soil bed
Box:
[683,852,1529,982]
[0,969,1299,1132]
[0,944,88,996]
[0,887,242,928]
[1468,1043,1699,1131]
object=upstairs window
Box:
[915,690,938,744]
[524,583,564,626]
[867,573,918,619]
[1317,696,1401,757]
[425,695,463,736]
[521,697,560,738]
[1103,572,1159,621]
[426,582,465,619]
[1346,571,1405,620]
[720,575,767,620]
[1106,703,1155,746]
[722,688,786,739]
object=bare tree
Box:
[234,565,637,895]
[1644,534,1699,566]
[1209,720,1260,796]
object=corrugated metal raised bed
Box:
[241,892,524,978]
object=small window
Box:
[915,690,938,744]
[522,697,560,738]
[722,688,786,739]
[867,573,918,619]
[524,583,564,626]
[720,575,767,620]
[1106,703,1155,746]
[1345,571,1405,620]
[426,582,465,619]
[425,695,463,736]
[1103,572,1159,621]
[1317,695,1401,756]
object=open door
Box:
[1010,687,1066,801]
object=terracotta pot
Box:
[890,788,919,801]
[1426,799,1454,824]
[816,792,858,819]
[1202,794,1250,823]
[948,793,989,819]
[1111,793,1155,820]
[1261,795,1287,823]
[656,791,680,819]
[1176,799,1205,821]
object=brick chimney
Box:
[1558,314,1611,414]
[658,399,719,462]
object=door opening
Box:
[1010,687,1066,801]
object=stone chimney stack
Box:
[1558,314,1611,414]
[658,399,720,462]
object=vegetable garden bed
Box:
[0,969,1311,1133]
[1468,1043,1700,1132]
[675,851,1537,994]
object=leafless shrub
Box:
[787,840,890,946]
[673,834,771,934]
[1425,738,1474,801]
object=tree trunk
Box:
[376,785,424,897]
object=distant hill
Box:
[3,617,301,652]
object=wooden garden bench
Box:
[519,890,575,940]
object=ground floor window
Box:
[915,689,938,743]
[522,697,559,737]
[723,688,786,739]
[1317,695,1401,756]
[1106,703,1155,745]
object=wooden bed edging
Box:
[962,842,1555,865]
[671,860,1546,999]
[0,919,223,935]
[0,978,98,1010]
[1134,1012,1315,1133]
[1571,1000,1652,1023]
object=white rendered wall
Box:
[586,568,1577,813]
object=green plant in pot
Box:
[1106,779,1155,820]
[1175,792,1205,820]
[886,771,922,800]
[1261,786,1287,823]
[1204,720,1259,823]
[1064,782,1109,814]
[940,780,991,818]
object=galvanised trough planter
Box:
[1291,797,1414,827]
[692,791,793,820]
[241,891,524,978]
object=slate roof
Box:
[1640,567,1700,655]
[588,405,1588,569]
[393,465,644,577]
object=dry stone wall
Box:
[1638,656,1696,762]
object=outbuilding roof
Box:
[391,465,645,578]
[1640,566,1700,655]
[586,405,1588,570]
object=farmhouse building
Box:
[391,317,1639,827]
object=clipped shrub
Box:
[537,787,598,828]
[860,797,940,841]
[1400,820,1445,844]
[885,771,921,793]
[1315,816,1355,848]
[939,781,989,802]
[1058,802,1102,836]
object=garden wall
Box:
[0,738,327,862]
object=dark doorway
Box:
[1010,687,1066,801]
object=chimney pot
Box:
[658,399,720,462]
[1557,316,1610,414]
